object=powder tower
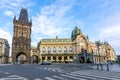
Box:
[12,8,32,64]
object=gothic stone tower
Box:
[12,8,32,64]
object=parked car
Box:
[41,61,52,65]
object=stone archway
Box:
[32,55,39,64]
[16,52,27,64]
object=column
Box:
[51,56,53,61]
[67,56,70,64]
[45,56,47,61]
[56,56,58,63]
[62,56,64,63]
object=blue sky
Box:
[0,0,120,55]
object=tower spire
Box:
[18,8,28,23]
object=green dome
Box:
[71,26,81,41]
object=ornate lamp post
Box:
[95,41,103,70]
[104,42,109,71]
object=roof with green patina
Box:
[41,38,72,43]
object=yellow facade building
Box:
[38,37,74,64]
[91,42,115,64]
[37,27,116,64]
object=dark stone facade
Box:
[12,8,32,63]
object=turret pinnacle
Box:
[18,8,28,23]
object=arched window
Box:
[53,47,56,53]
[70,56,73,59]
[42,47,46,53]
[58,47,62,52]
[64,56,67,60]
[58,56,62,61]
[64,47,67,53]
[48,47,51,53]
[48,56,51,60]
[53,56,56,61]
[69,47,73,52]
[42,56,45,61]
[23,32,26,37]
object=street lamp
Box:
[84,49,87,63]
[95,41,103,70]
[104,42,109,71]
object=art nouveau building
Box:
[71,27,115,63]
[0,38,10,64]
[91,42,115,63]
[37,27,116,64]
[71,27,93,63]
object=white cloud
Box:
[100,26,120,41]
[99,26,120,55]
[10,2,18,7]
[4,10,14,17]
[32,0,79,39]
[0,28,12,44]
[0,0,35,17]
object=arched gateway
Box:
[32,55,39,63]
[16,52,27,64]
[11,8,32,64]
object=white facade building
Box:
[0,38,10,64]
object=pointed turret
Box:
[30,18,32,25]
[18,8,28,23]
[12,8,32,63]
[13,15,16,22]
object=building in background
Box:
[71,27,93,63]
[37,27,116,64]
[37,36,74,64]
[11,8,32,64]
[0,38,10,64]
[90,41,116,64]
[10,8,115,64]
[30,46,39,64]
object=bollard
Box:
[100,64,103,70]
[97,64,99,70]
[107,64,109,71]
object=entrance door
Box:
[32,55,39,64]
[79,57,85,63]
[16,53,27,64]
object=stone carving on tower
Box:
[12,8,32,64]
